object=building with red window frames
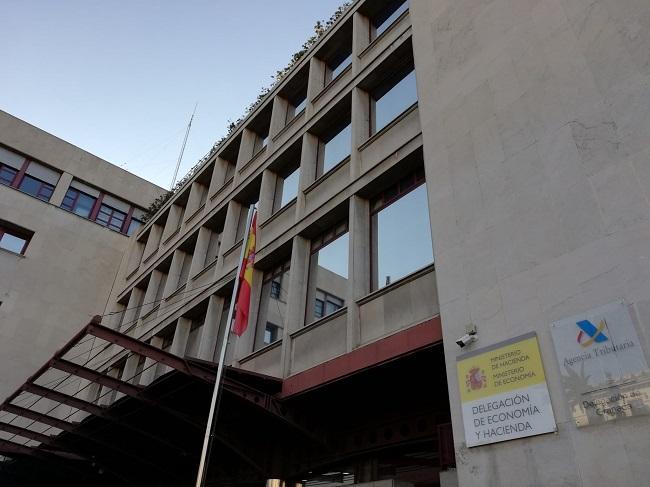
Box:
[2,0,650,486]
[0,109,165,406]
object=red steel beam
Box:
[85,320,215,383]
[0,438,35,457]
[49,358,144,398]
[22,383,106,417]
[1,404,76,432]
[0,422,54,445]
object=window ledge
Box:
[238,146,267,174]
[184,203,206,224]
[210,176,235,202]
[166,282,187,301]
[142,250,157,265]
[358,10,410,60]
[272,109,305,142]
[222,238,244,260]
[260,198,297,229]
[303,156,350,196]
[162,227,181,246]
[141,304,160,321]
[291,307,348,339]
[312,64,352,105]
[239,339,283,364]
[356,263,435,306]
[191,259,217,281]
[125,266,140,281]
[358,102,418,152]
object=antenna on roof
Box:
[170,103,198,189]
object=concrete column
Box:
[197,294,225,361]
[270,96,289,139]
[233,269,263,362]
[185,181,203,219]
[352,11,371,75]
[122,287,145,331]
[236,129,256,172]
[306,57,326,116]
[140,270,162,318]
[258,169,277,223]
[155,317,192,375]
[188,226,211,282]
[161,204,183,242]
[143,223,163,259]
[347,196,370,352]
[212,200,242,282]
[139,336,164,386]
[208,157,228,196]
[351,87,370,179]
[115,353,141,400]
[98,367,120,406]
[49,171,73,207]
[163,250,184,298]
[296,133,319,218]
[280,235,310,377]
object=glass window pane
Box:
[293,97,307,115]
[307,232,348,324]
[331,53,352,79]
[0,166,17,186]
[0,233,27,254]
[373,184,433,289]
[73,193,96,218]
[375,70,417,133]
[255,266,290,351]
[127,218,142,236]
[279,168,300,208]
[322,124,351,174]
[375,1,409,38]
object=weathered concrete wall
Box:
[411,0,650,485]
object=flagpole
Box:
[194,204,256,487]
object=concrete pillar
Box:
[236,129,256,172]
[351,87,370,179]
[49,171,73,207]
[161,204,184,243]
[347,195,370,352]
[280,235,310,377]
[352,11,371,75]
[306,57,326,116]
[270,95,289,139]
[163,250,184,298]
[139,336,164,386]
[98,367,120,406]
[208,157,228,196]
[296,133,319,218]
[188,226,212,282]
[197,294,225,361]
[185,181,203,220]
[140,270,162,318]
[122,287,145,332]
[142,223,163,259]
[439,469,459,487]
[115,353,141,400]
[258,169,278,223]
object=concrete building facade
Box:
[0,110,165,402]
[2,0,650,486]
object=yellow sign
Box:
[457,332,556,447]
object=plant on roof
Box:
[141,1,352,223]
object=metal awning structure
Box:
[0,316,454,487]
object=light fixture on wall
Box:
[456,323,477,349]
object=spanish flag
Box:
[233,210,257,336]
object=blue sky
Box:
[0,0,344,188]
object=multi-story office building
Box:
[2,0,650,486]
[0,109,165,401]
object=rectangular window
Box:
[127,218,142,236]
[96,203,127,231]
[0,222,32,255]
[373,0,409,39]
[306,221,348,324]
[371,170,433,290]
[0,165,17,186]
[61,188,97,218]
[274,167,300,211]
[254,261,290,351]
[330,53,352,81]
[371,69,417,134]
[320,123,351,176]
[18,175,55,201]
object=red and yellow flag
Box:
[233,211,257,336]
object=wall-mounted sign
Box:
[456,332,556,447]
[550,301,650,427]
